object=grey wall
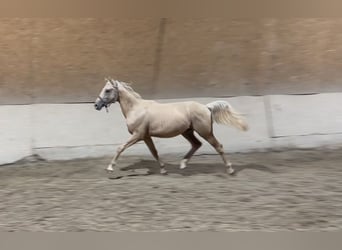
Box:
[2,93,342,165]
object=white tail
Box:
[206,100,249,131]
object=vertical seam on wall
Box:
[262,20,276,142]
[28,19,35,155]
[28,19,35,105]
[151,18,167,94]
[29,19,35,155]
[264,95,275,138]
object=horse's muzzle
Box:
[94,102,103,111]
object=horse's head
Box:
[94,78,119,111]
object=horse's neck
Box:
[118,89,141,118]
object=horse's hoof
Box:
[106,166,114,173]
[180,159,187,169]
[160,169,168,175]
[228,168,235,175]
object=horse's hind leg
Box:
[202,134,235,175]
[144,137,167,174]
[180,129,202,169]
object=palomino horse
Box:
[94,78,248,175]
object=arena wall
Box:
[1,19,342,164]
[1,93,342,165]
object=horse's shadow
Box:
[109,160,275,179]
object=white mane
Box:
[113,79,142,99]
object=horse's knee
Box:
[116,145,124,154]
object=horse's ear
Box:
[108,78,117,87]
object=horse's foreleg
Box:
[180,129,202,169]
[107,134,141,172]
[144,137,167,174]
[203,134,235,175]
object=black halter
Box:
[98,80,119,112]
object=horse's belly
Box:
[148,119,190,138]
[150,130,183,138]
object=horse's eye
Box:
[105,89,111,93]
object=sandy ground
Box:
[0,148,342,232]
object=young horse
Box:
[94,78,248,175]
